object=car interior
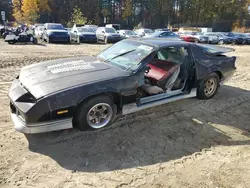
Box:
[140,46,188,97]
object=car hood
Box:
[47,29,68,33]
[19,56,129,99]
[79,32,96,35]
[106,33,121,37]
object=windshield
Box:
[97,40,155,71]
[77,27,94,32]
[124,30,136,35]
[144,29,154,33]
[47,24,64,30]
[105,28,116,33]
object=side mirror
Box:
[74,31,77,33]
[102,31,105,34]
[44,28,47,30]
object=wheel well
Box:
[76,92,122,113]
[214,71,223,80]
[72,92,122,128]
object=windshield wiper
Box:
[104,49,136,62]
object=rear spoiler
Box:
[197,44,235,55]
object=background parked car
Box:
[34,26,44,39]
[143,31,180,39]
[43,23,70,43]
[118,30,140,39]
[106,24,121,31]
[224,32,244,45]
[231,33,250,44]
[191,32,209,43]
[203,33,219,44]
[96,27,122,43]
[179,32,197,42]
[71,27,97,43]
[134,28,154,37]
[214,32,234,44]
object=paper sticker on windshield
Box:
[137,45,153,51]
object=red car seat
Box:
[145,60,180,90]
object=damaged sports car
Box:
[9,38,236,134]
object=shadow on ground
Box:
[26,85,250,172]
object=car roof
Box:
[128,38,188,47]
[46,23,62,25]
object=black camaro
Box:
[9,38,236,134]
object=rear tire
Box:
[74,95,117,131]
[197,73,220,100]
[8,41,15,44]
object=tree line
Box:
[0,0,250,31]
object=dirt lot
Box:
[0,40,250,188]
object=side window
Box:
[160,32,168,37]
[156,46,189,64]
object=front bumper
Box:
[11,113,73,134]
[80,36,97,43]
[107,36,122,43]
[49,35,70,42]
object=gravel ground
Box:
[0,40,250,188]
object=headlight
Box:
[16,92,37,103]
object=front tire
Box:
[104,37,108,44]
[74,95,117,131]
[197,73,220,100]
[47,36,50,43]
[219,40,224,45]
[33,38,38,44]
[8,40,15,44]
[77,36,80,44]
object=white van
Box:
[105,24,121,31]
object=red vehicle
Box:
[179,33,197,42]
